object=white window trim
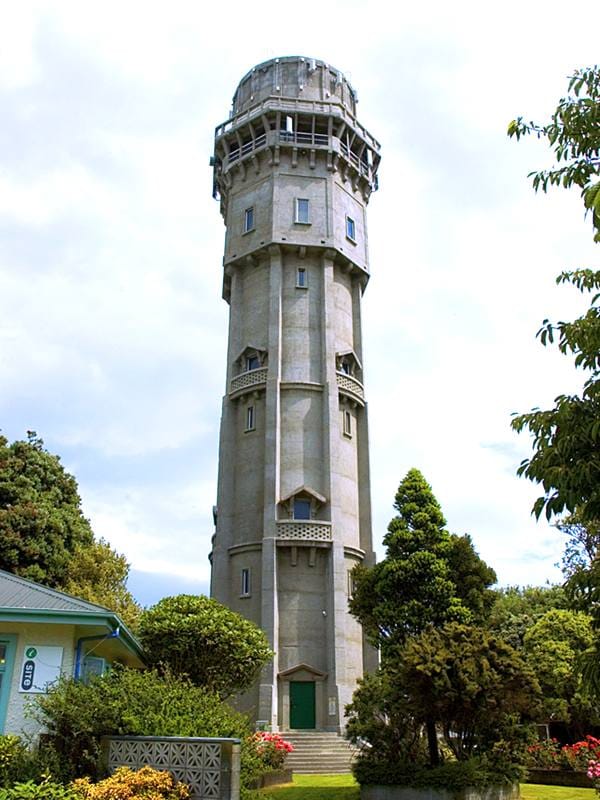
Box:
[294,198,311,225]
[243,207,255,234]
[345,215,356,243]
[245,405,256,432]
[296,267,308,289]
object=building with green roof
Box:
[0,569,144,737]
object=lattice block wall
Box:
[104,736,240,800]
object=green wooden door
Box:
[290,681,316,729]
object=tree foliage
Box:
[508,65,600,241]
[349,469,496,655]
[347,623,540,781]
[0,432,140,626]
[138,594,273,698]
[0,432,94,586]
[487,585,567,650]
[522,608,597,732]
[61,540,142,631]
[508,67,600,522]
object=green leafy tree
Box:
[558,512,600,580]
[400,623,540,765]
[138,594,273,698]
[0,433,141,626]
[507,67,600,522]
[508,65,600,242]
[347,623,540,783]
[349,469,496,767]
[522,608,597,735]
[0,432,94,586]
[61,539,142,631]
[349,468,496,655]
[487,585,568,650]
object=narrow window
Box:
[241,568,251,597]
[296,267,307,288]
[244,207,254,233]
[346,216,356,242]
[246,354,259,371]
[347,569,357,598]
[246,405,255,431]
[295,198,310,224]
[340,360,351,375]
[343,410,352,437]
[293,498,311,520]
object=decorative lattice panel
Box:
[276,522,332,541]
[105,737,239,800]
[336,372,364,400]
[230,368,267,395]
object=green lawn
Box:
[258,775,597,800]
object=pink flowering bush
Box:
[251,732,294,771]
[588,757,600,794]
[526,735,600,775]
[563,736,600,771]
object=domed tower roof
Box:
[231,56,358,117]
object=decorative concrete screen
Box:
[103,736,241,800]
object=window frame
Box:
[245,404,256,432]
[345,215,356,242]
[241,568,251,597]
[246,355,260,371]
[243,207,255,234]
[294,198,311,225]
[296,267,308,289]
[343,409,352,438]
[293,498,312,520]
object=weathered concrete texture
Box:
[360,786,520,800]
[210,56,380,731]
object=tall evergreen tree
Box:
[349,468,496,656]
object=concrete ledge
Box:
[526,769,594,788]
[360,785,520,800]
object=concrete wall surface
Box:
[361,784,520,800]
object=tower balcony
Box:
[230,367,268,398]
[336,371,365,405]
[276,520,332,543]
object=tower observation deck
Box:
[209,56,380,732]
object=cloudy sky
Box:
[1,1,599,606]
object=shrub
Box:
[250,732,294,771]
[526,735,600,772]
[34,667,262,798]
[0,737,30,787]
[72,766,190,800]
[0,777,79,800]
[138,595,272,698]
[354,756,519,792]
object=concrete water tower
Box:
[210,56,380,732]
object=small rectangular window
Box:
[244,207,254,233]
[246,405,255,431]
[295,198,310,224]
[293,498,311,520]
[346,216,356,242]
[241,568,251,597]
[246,355,259,371]
[296,267,307,288]
[347,569,357,598]
[343,410,352,437]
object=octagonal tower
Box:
[210,56,380,732]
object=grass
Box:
[257,774,597,800]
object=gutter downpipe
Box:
[74,627,120,680]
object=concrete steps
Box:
[283,731,357,774]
